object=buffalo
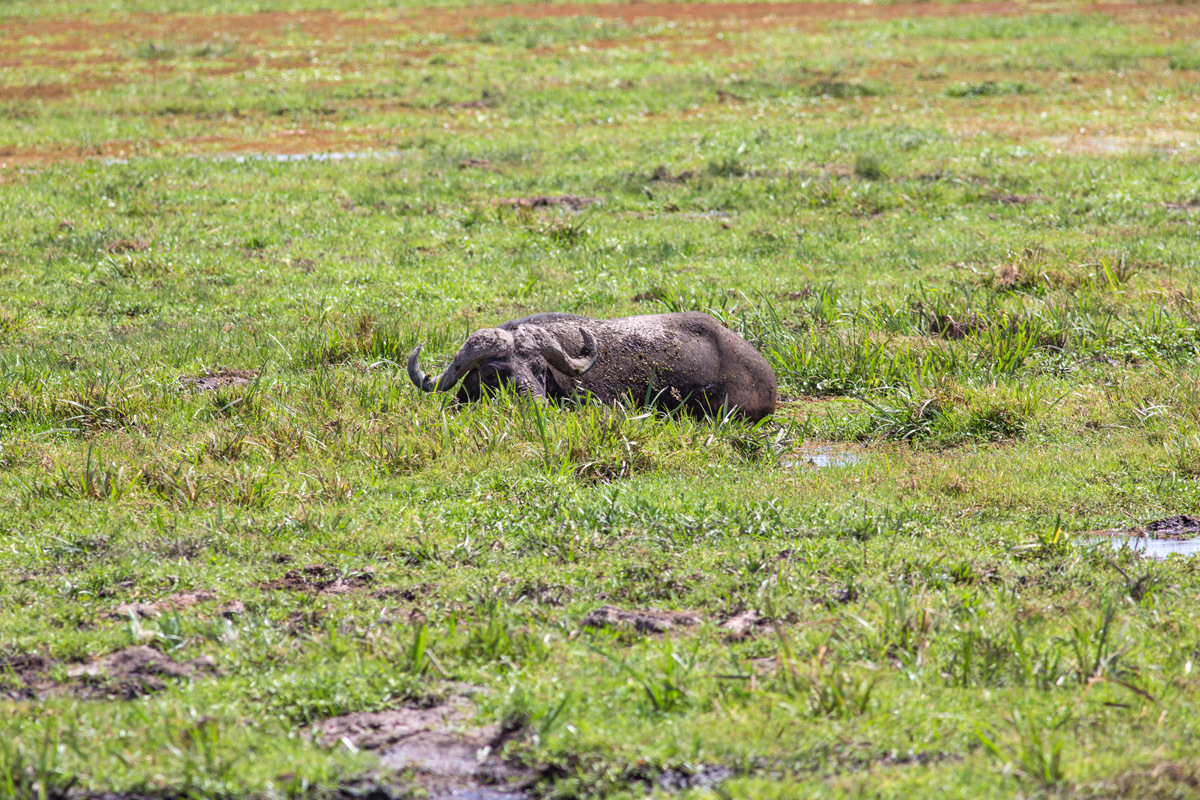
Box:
[407,311,777,421]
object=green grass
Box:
[3,0,1200,798]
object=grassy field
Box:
[4,0,1200,797]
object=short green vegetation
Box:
[2,0,1200,798]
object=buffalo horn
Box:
[535,327,598,376]
[407,330,510,393]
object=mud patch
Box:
[4,646,216,701]
[108,590,216,620]
[260,563,376,594]
[317,697,524,797]
[1144,515,1200,537]
[582,605,701,634]
[494,195,599,211]
[179,368,259,392]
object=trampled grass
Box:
[3,0,1200,797]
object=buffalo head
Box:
[408,324,597,400]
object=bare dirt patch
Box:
[317,697,525,796]
[459,158,493,169]
[68,646,216,699]
[178,368,259,392]
[582,605,702,634]
[108,590,216,620]
[3,646,216,701]
[260,563,376,595]
[494,195,600,211]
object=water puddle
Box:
[1098,535,1200,560]
[781,449,861,469]
[93,149,405,167]
[220,149,404,164]
[434,791,526,800]
[1087,515,1200,559]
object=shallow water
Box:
[224,149,404,163]
[433,790,525,800]
[96,149,403,167]
[781,451,862,469]
[1096,535,1200,559]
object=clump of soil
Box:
[922,310,985,340]
[511,581,575,607]
[68,646,216,700]
[988,190,1044,205]
[494,195,599,211]
[108,590,216,620]
[992,261,1025,290]
[653,765,733,792]
[1142,515,1200,539]
[719,610,767,640]
[217,600,246,617]
[3,646,216,701]
[582,605,701,634]
[370,584,427,601]
[650,164,695,183]
[178,368,259,392]
[0,652,58,701]
[104,235,151,254]
[260,563,376,595]
[317,697,523,795]
[631,287,669,303]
